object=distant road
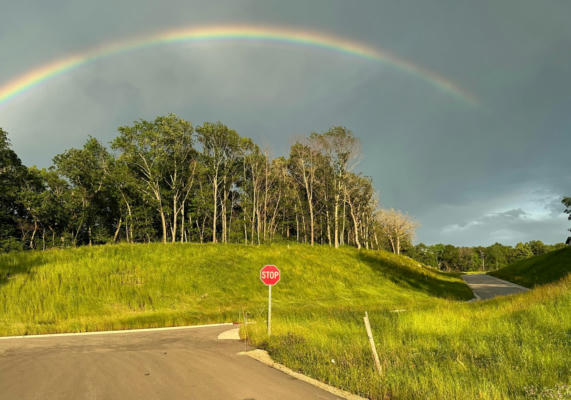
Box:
[462,274,529,300]
[0,325,340,400]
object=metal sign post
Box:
[268,284,272,336]
[260,265,280,337]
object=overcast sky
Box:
[1,0,569,246]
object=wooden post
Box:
[242,308,248,351]
[363,311,383,376]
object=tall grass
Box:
[0,243,468,336]
[247,276,570,399]
[489,247,571,287]
[0,243,568,399]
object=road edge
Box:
[0,322,234,340]
[239,349,367,400]
[483,274,529,290]
[462,275,481,301]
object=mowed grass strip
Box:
[1,243,568,399]
[489,247,571,288]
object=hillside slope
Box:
[0,243,568,399]
[247,275,570,400]
[0,243,470,336]
[489,246,571,287]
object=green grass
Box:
[0,243,469,336]
[0,243,568,399]
[489,247,571,287]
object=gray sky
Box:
[1,0,570,246]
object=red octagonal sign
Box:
[260,265,280,286]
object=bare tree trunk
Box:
[251,178,257,245]
[221,177,227,243]
[308,195,314,245]
[388,236,396,254]
[171,194,178,243]
[263,156,269,242]
[295,208,300,242]
[299,159,315,246]
[364,214,369,250]
[341,195,346,246]
[243,211,248,245]
[326,210,332,246]
[122,193,133,243]
[159,208,167,244]
[228,196,235,243]
[334,192,340,248]
[212,175,218,243]
[256,204,262,245]
[347,198,361,249]
[301,212,307,243]
[29,220,38,249]
[113,218,122,242]
[180,202,185,243]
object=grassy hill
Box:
[0,243,469,336]
[489,246,571,287]
[0,243,569,399]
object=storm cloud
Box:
[1,0,569,246]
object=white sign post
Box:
[260,265,280,337]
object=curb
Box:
[239,349,367,400]
[0,322,234,340]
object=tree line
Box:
[2,114,567,264]
[0,115,417,252]
[405,240,567,272]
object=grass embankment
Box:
[0,243,568,399]
[489,247,571,287]
[0,243,468,335]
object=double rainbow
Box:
[0,25,477,106]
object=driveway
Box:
[462,274,529,300]
[0,324,341,400]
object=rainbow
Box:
[0,25,477,106]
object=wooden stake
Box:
[242,308,248,351]
[363,311,383,376]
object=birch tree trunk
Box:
[212,175,218,243]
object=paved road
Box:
[0,325,341,400]
[462,274,529,300]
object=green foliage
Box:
[489,247,571,287]
[251,277,570,400]
[0,243,470,337]
[0,243,567,399]
[563,197,571,232]
[0,128,28,249]
[407,241,564,272]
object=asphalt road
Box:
[462,274,529,300]
[0,325,341,400]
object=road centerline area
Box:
[0,325,341,400]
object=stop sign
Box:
[260,265,280,285]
